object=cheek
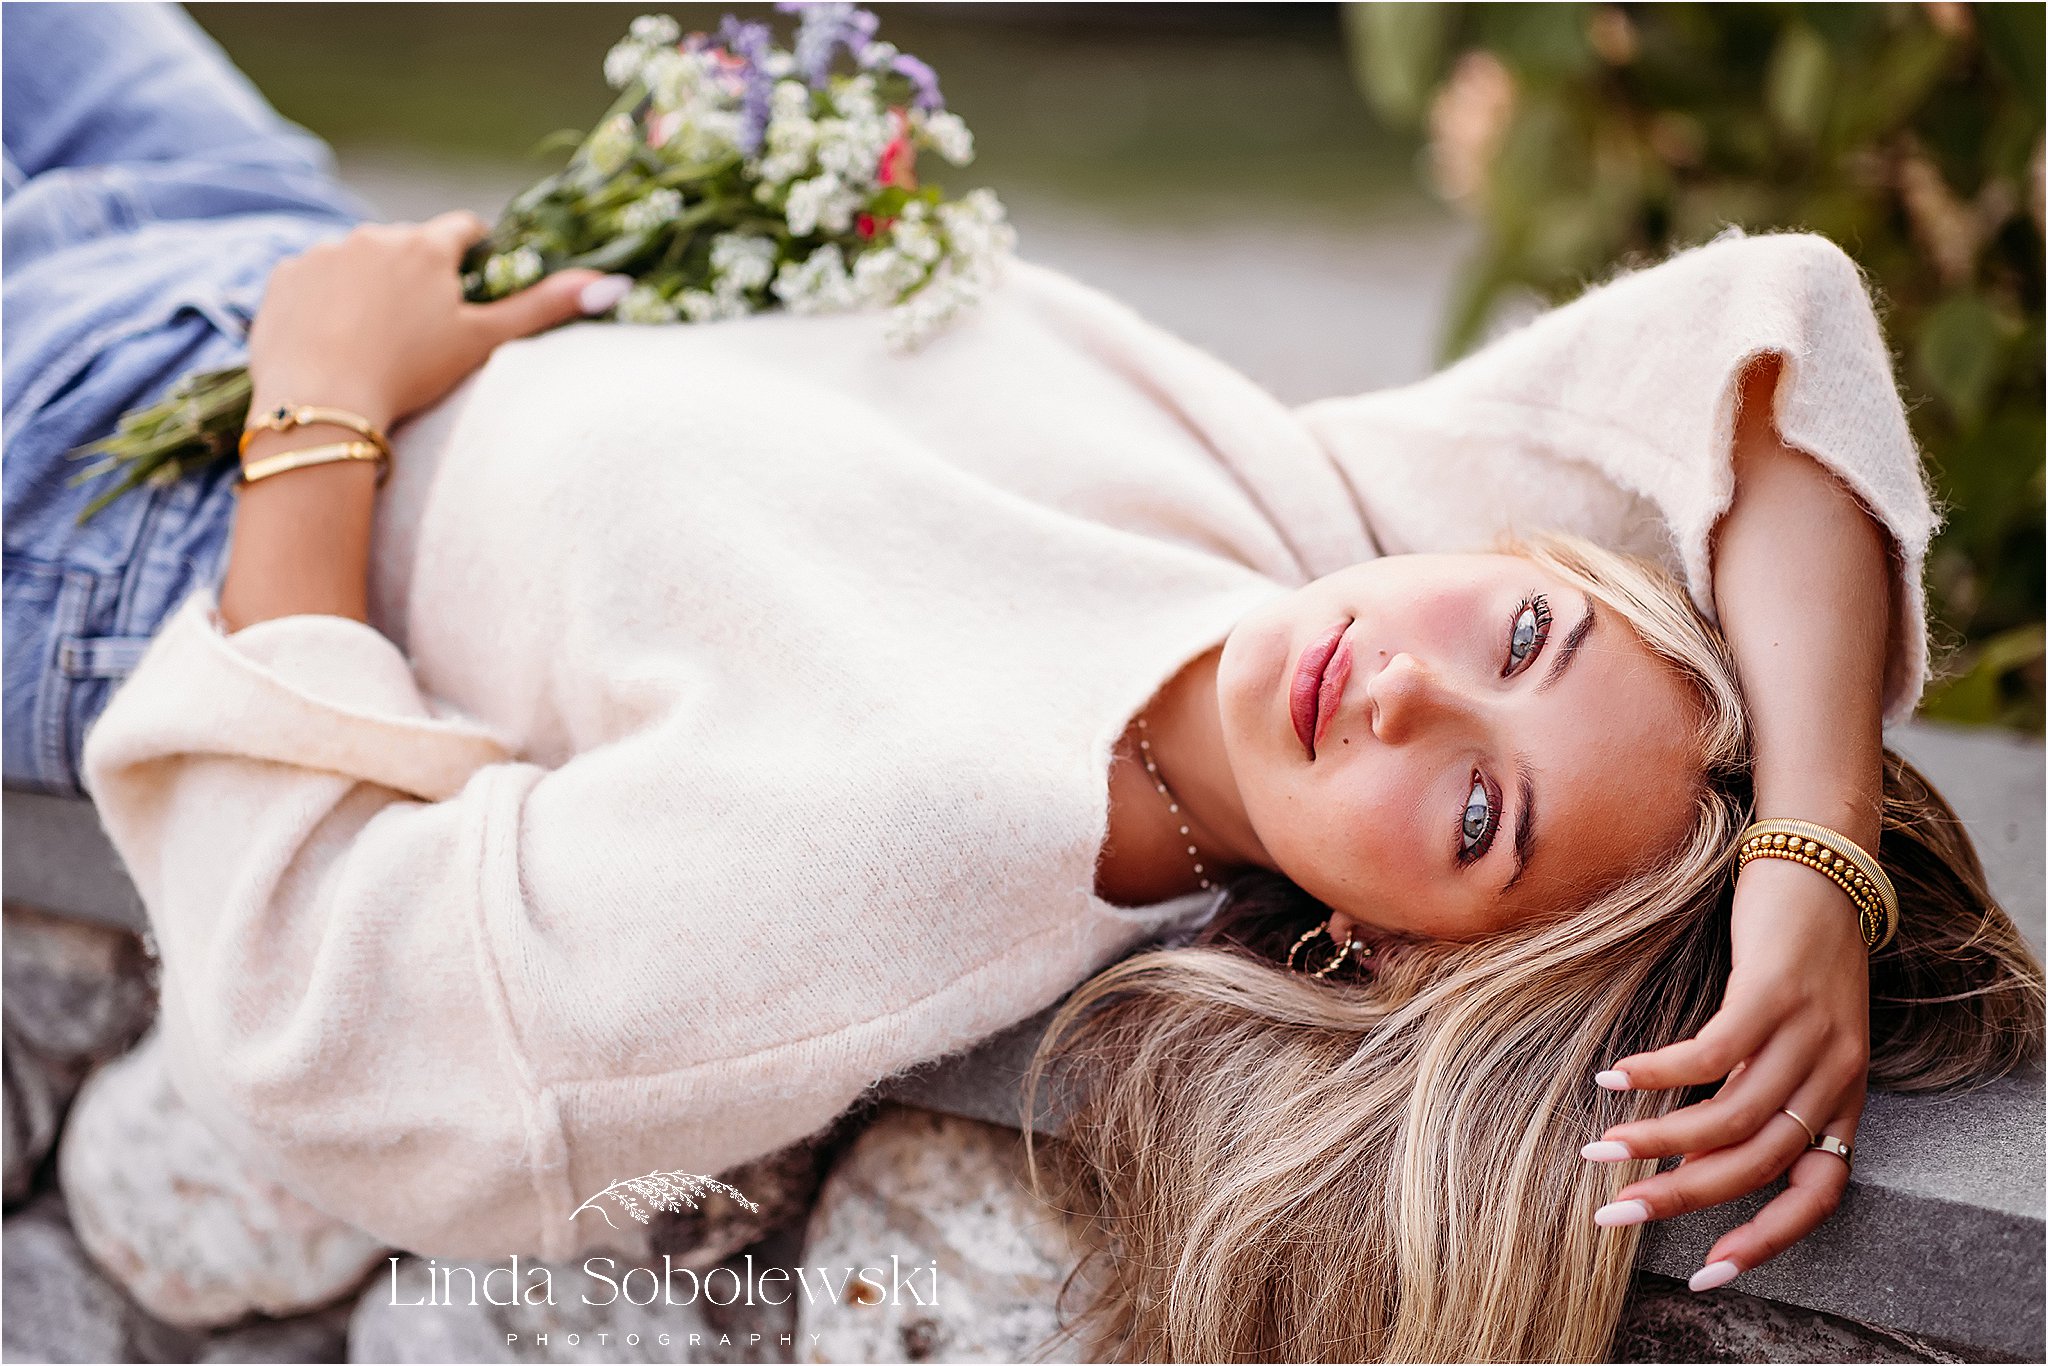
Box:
[1218,611,1291,715]
[1250,750,1432,908]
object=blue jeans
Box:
[2,2,370,794]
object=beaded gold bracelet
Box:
[1737,818,1898,951]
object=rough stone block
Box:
[1,1190,206,1364]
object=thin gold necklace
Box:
[1134,715,1212,892]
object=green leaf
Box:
[1920,622,2046,727]
[1978,1,2046,113]
[1473,1,1596,84]
[1342,2,1456,129]
[1834,28,1951,147]
[1916,293,2016,429]
[561,228,664,273]
[1437,236,1519,362]
[1765,22,1830,146]
[530,127,588,159]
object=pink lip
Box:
[1290,621,1352,760]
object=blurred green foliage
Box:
[189,3,1419,221]
[1342,1,2045,729]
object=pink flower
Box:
[876,108,916,189]
[646,110,683,149]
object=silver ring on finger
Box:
[1809,1133,1853,1172]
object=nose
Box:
[1366,651,1466,743]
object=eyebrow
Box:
[1505,596,1595,892]
[1503,768,1535,894]
[1535,597,1597,694]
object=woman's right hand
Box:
[245,211,608,434]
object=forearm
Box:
[1711,357,1891,848]
[212,211,595,636]
[215,413,382,634]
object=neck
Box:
[1098,645,1272,907]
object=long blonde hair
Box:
[1020,533,2045,1363]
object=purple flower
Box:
[890,53,944,111]
[718,15,777,153]
[780,2,880,86]
[718,15,773,64]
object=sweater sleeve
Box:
[79,591,636,1262]
[1292,230,1937,725]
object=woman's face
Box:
[1216,553,1702,941]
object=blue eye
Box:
[1459,772,1497,863]
[1504,593,1553,676]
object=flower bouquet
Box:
[69,2,1015,523]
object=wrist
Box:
[237,426,388,471]
[246,382,397,440]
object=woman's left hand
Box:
[246,211,609,433]
[1583,855,1871,1290]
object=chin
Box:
[1217,610,1292,754]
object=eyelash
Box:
[1458,593,1552,865]
[1457,769,1501,866]
[1501,592,1553,678]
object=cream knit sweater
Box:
[81,230,1934,1260]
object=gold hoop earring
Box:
[1287,918,1372,979]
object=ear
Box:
[1327,911,1360,946]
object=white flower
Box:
[829,73,880,121]
[584,113,639,176]
[890,217,942,266]
[606,16,682,91]
[628,14,680,46]
[783,173,859,236]
[614,284,679,324]
[771,243,860,314]
[677,289,753,323]
[814,112,892,185]
[851,245,928,305]
[642,48,704,112]
[936,188,1016,262]
[619,188,684,233]
[757,91,819,184]
[858,40,899,69]
[710,233,778,293]
[669,108,746,163]
[762,50,796,79]
[885,269,982,350]
[482,245,543,294]
[771,79,812,119]
[604,40,646,90]
[914,110,974,166]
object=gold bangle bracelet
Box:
[236,440,390,488]
[1737,818,1898,951]
[239,403,393,461]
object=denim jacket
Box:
[2,1,369,792]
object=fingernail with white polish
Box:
[1689,1260,1740,1292]
[1594,1069,1632,1090]
[578,274,634,316]
[1581,1141,1632,1162]
[1593,1199,1651,1228]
